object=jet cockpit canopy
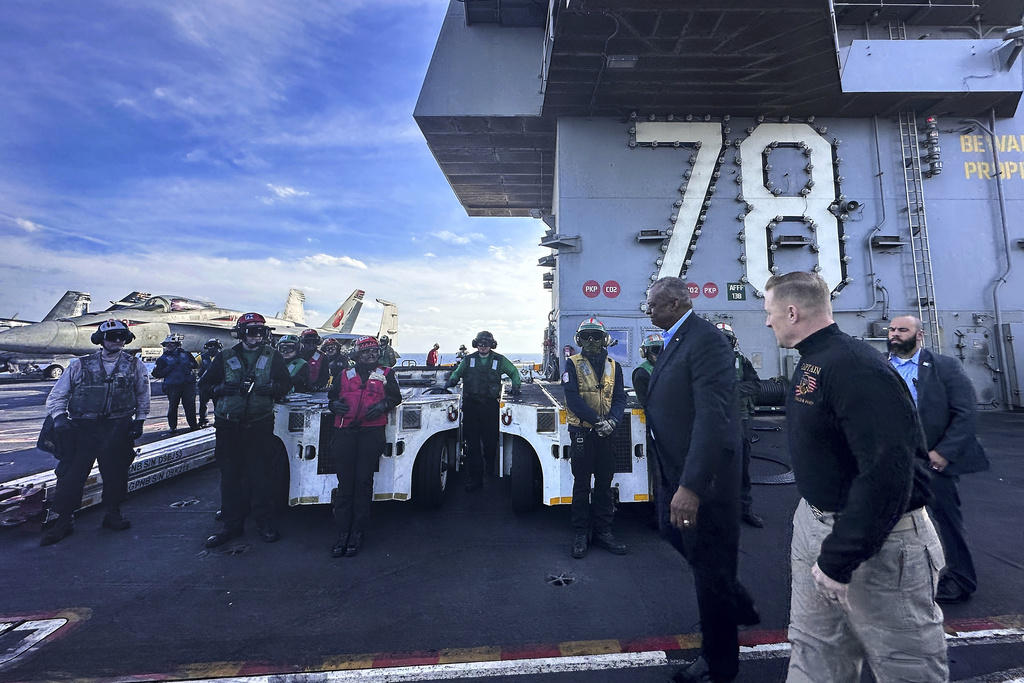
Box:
[127,296,216,313]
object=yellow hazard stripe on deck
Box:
[675,633,703,650]
[438,646,502,663]
[319,654,376,670]
[177,661,246,678]
[559,639,622,656]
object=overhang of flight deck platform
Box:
[416,0,1024,217]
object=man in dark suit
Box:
[888,315,989,604]
[644,276,757,683]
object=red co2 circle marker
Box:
[603,280,620,298]
[687,282,701,298]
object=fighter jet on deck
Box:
[0,291,92,330]
[0,289,367,359]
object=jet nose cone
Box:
[0,321,80,353]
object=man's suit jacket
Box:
[645,313,741,503]
[916,349,989,476]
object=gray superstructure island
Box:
[416,0,1024,407]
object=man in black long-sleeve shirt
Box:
[764,272,947,683]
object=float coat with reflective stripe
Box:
[67,351,140,420]
[334,365,391,428]
[565,354,616,429]
[215,345,276,422]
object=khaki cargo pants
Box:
[787,499,949,683]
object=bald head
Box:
[887,315,924,358]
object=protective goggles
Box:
[243,326,268,337]
[578,330,605,342]
[104,332,133,343]
[475,340,493,348]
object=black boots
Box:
[102,508,131,531]
[591,530,628,555]
[331,533,349,558]
[571,532,588,559]
[345,532,363,557]
[573,530,628,558]
[332,531,364,557]
[40,515,75,546]
[205,528,243,548]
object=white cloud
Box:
[432,230,484,245]
[268,184,310,199]
[15,218,43,233]
[299,253,368,270]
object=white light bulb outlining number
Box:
[634,122,723,281]
[738,124,843,294]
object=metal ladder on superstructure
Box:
[898,110,941,349]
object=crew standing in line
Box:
[315,338,344,389]
[152,333,199,434]
[714,323,765,528]
[631,333,662,410]
[643,277,758,683]
[199,312,292,548]
[41,319,151,545]
[277,334,311,393]
[888,314,989,604]
[563,318,628,559]
[426,343,440,367]
[298,329,325,388]
[197,339,222,426]
[445,331,521,492]
[764,272,947,682]
[327,336,402,558]
[378,335,398,367]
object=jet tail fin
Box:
[281,288,306,324]
[320,289,364,334]
[43,291,91,321]
[375,299,398,343]
[106,292,150,310]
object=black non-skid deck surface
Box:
[2,380,1023,682]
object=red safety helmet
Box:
[233,312,271,341]
[354,336,380,354]
[300,329,321,344]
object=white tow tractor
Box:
[499,381,651,513]
[273,366,462,508]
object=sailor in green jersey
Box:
[277,334,311,393]
[199,312,291,548]
[715,322,765,529]
[444,330,521,492]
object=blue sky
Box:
[0,0,549,356]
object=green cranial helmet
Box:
[640,333,663,360]
[575,317,609,349]
[277,334,300,354]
